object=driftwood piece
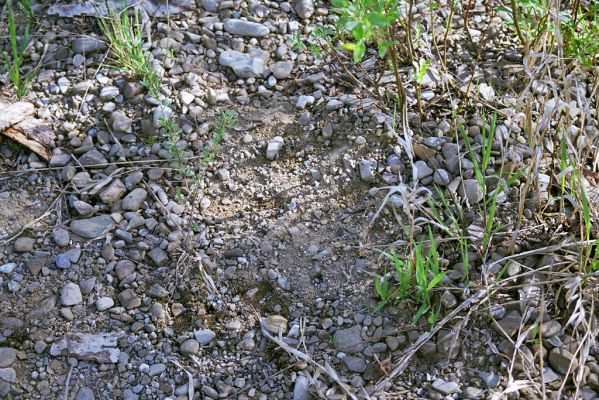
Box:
[0,100,55,160]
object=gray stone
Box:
[96,297,114,311]
[541,320,562,338]
[433,169,450,186]
[224,19,269,37]
[111,111,132,133]
[0,263,16,274]
[335,325,363,354]
[293,375,311,400]
[99,179,126,204]
[459,179,484,204]
[180,339,200,355]
[70,215,115,238]
[49,154,71,167]
[78,150,108,167]
[148,248,168,266]
[148,363,166,377]
[414,160,433,179]
[153,105,173,128]
[99,86,120,100]
[75,387,95,400]
[0,348,17,368]
[52,228,70,247]
[219,50,265,78]
[341,354,366,372]
[296,95,315,109]
[71,37,106,53]
[194,329,216,345]
[61,283,83,306]
[432,379,460,395]
[115,260,136,280]
[202,0,218,12]
[122,188,147,211]
[359,159,375,182]
[50,332,120,363]
[118,289,141,310]
[0,368,16,383]
[295,0,314,19]
[266,136,284,160]
[549,347,578,374]
[493,310,522,337]
[14,237,34,252]
[272,61,293,79]
[464,387,483,399]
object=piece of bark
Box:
[2,119,55,160]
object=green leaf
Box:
[353,40,366,62]
[366,13,391,26]
[413,304,429,324]
[427,272,446,291]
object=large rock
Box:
[61,283,83,306]
[50,332,121,363]
[70,215,115,238]
[0,348,17,368]
[219,50,265,78]
[224,19,269,37]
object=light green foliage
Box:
[500,1,598,66]
[377,228,447,325]
[330,0,400,62]
[97,3,161,98]
[19,0,35,21]
[1,2,38,99]
[202,109,237,166]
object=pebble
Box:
[219,50,265,78]
[70,215,115,238]
[14,237,34,252]
[118,289,141,310]
[224,19,269,37]
[272,61,293,79]
[431,379,460,395]
[266,136,284,160]
[52,228,70,247]
[96,297,115,311]
[549,347,578,374]
[71,37,106,53]
[61,282,83,306]
[194,329,216,345]
[180,339,200,355]
[0,348,17,368]
[122,188,147,211]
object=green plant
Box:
[163,48,175,61]
[1,3,38,99]
[159,116,193,178]
[413,58,430,115]
[97,2,162,98]
[202,109,237,166]
[378,229,447,325]
[19,0,35,21]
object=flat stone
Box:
[493,310,522,338]
[272,61,293,79]
[180,339,200,355]
[549,347,578,374]
[459,179,484,204]
[96,297,114,311]
[341,354,366,372]
[295,0,314,19]
[99,179,126,204]
[75,387,95,400]
[266,136,284,160]
[78,150,108,167]
[0,348,17,368]
[61,283,83,306]
[71,37,106,53]
[219,50,265,78]
[118,289,141,310]
[115,260,136,280]
[14,237,34,252]
[432,379,460,395]
[52,228,70,247]
[0,368,16,383]
[224,19,269,37]
[293,375,310,400]
[263,315,287,334]
[0,263,17,275]
[335,325,363,354]
[148,248,168,266]
[70,215,115,238]
[50,332,121,363]
[194,329,216,345]
[110,110,132,133]
[122,188,147,211]
[148,363,166,377]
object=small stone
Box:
[0,263,17,274]
[266,136,284,160]
[431,379,460,395]
[115,260,136,280]
[0,368,16,383]
[359,159,375,182]
[295,0,315,19]
[148,248,168,266]
[148,363,166,377]
[272,61,293,79]
[70,215,115,238]
[541,320,562,338]
[459,179,484,204]
[194,329,216,345]
[224,19,269,37]
[0,348,17,368]
[493,310,522,338]
[14,237,34,252]
[341,355,366,372]
[413,160,433,179]
[61,283,83,306]
[549,347,578,374]
[296,95,315,109]
[78,150,108,167]
[180,339,200,355]
[118,289,141,310]
[71,37,106,53]
[99,179,126,204]
[293,375,310,400]
[335,325,363,354]
[99,86,120,100]
[75,387,95,400]
[96,297,114,311]
[464,386,483,399]
[263,315,288,334]
[110,111,132,133]
[122,188,147,211]
[52,228,70,247]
